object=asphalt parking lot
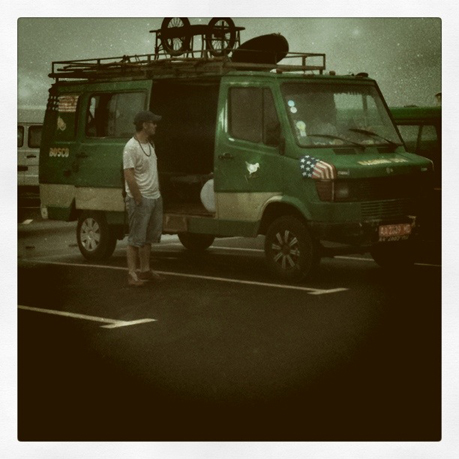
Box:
[17,212,442,441]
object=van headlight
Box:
[314,180,351,202]
[334,182,350,200]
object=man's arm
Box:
[124,168,142,205]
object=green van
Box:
[39,49,434,281]
[390,106,441,189]
[391,105,441,242]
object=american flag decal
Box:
[58,95,79,113]
[299,155,336,179]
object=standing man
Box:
[123,110,164,287]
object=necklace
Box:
[135,137,152,157]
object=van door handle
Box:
[76,152,88,158]
[26,154,36,159]
[218,152,234,160]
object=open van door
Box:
[73,81,152,213]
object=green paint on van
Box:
[39,43,435,279]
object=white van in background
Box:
[18,122,42,187]
[18,108,44,194]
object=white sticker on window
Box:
[57,116,67,131]
[296,121,307,137]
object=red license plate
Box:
[378,223,412,242]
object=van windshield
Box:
[281,82,403,148]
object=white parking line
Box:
[153,270,348,295]
[18,305,157,329]
[22,259,348,295]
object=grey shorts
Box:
[126,196,163,247]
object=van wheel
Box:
[265,216,320,282]
[77,211,117,261]
[178,233,215,251]
[206,17,236,56]
[160,17,191,56]
[370,241,415,269]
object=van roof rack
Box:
[49,51,327,82]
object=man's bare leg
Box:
[139,244,151,273]
[138,244,163,281]
[127,244,139,274]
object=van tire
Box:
[77,211,117,261]
[160,17,191,56]
[370,241,415,269]
[178,233,215,251]
[206,18,236,57]
[265,216,320,282]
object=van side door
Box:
[73,81,152,212]
[214,82,284,227]
[39,90,82,213]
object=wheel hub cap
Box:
[282,244,291,255]
[81,218,100,251]
[272,230,300,270]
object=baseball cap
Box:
[134,110,162,124]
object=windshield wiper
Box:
[307,133,365,149]
[348,128,401,150]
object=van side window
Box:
[55,94,79,140]
[397,125,420,153]
[229,87,263,143]
[18,126,24,148]
[263,88,281,147]
[86,92,146,138]
[229,87,280,146]
[419,125,438,155]
[28,125,42,148]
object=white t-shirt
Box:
[123,137,161,199]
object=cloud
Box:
[18,69,49,109]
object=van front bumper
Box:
[307,216,417,246]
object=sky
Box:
[17,17,441,116]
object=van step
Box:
[164,203,215,216]
[163,214,188,233]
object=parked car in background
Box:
[18,122,42,187]
[18,108,45,200]
[391,106,441,189]
[391,105,441,243]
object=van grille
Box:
[338,174,432,220]
[361,199,412,219]
[341,174,431,201]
